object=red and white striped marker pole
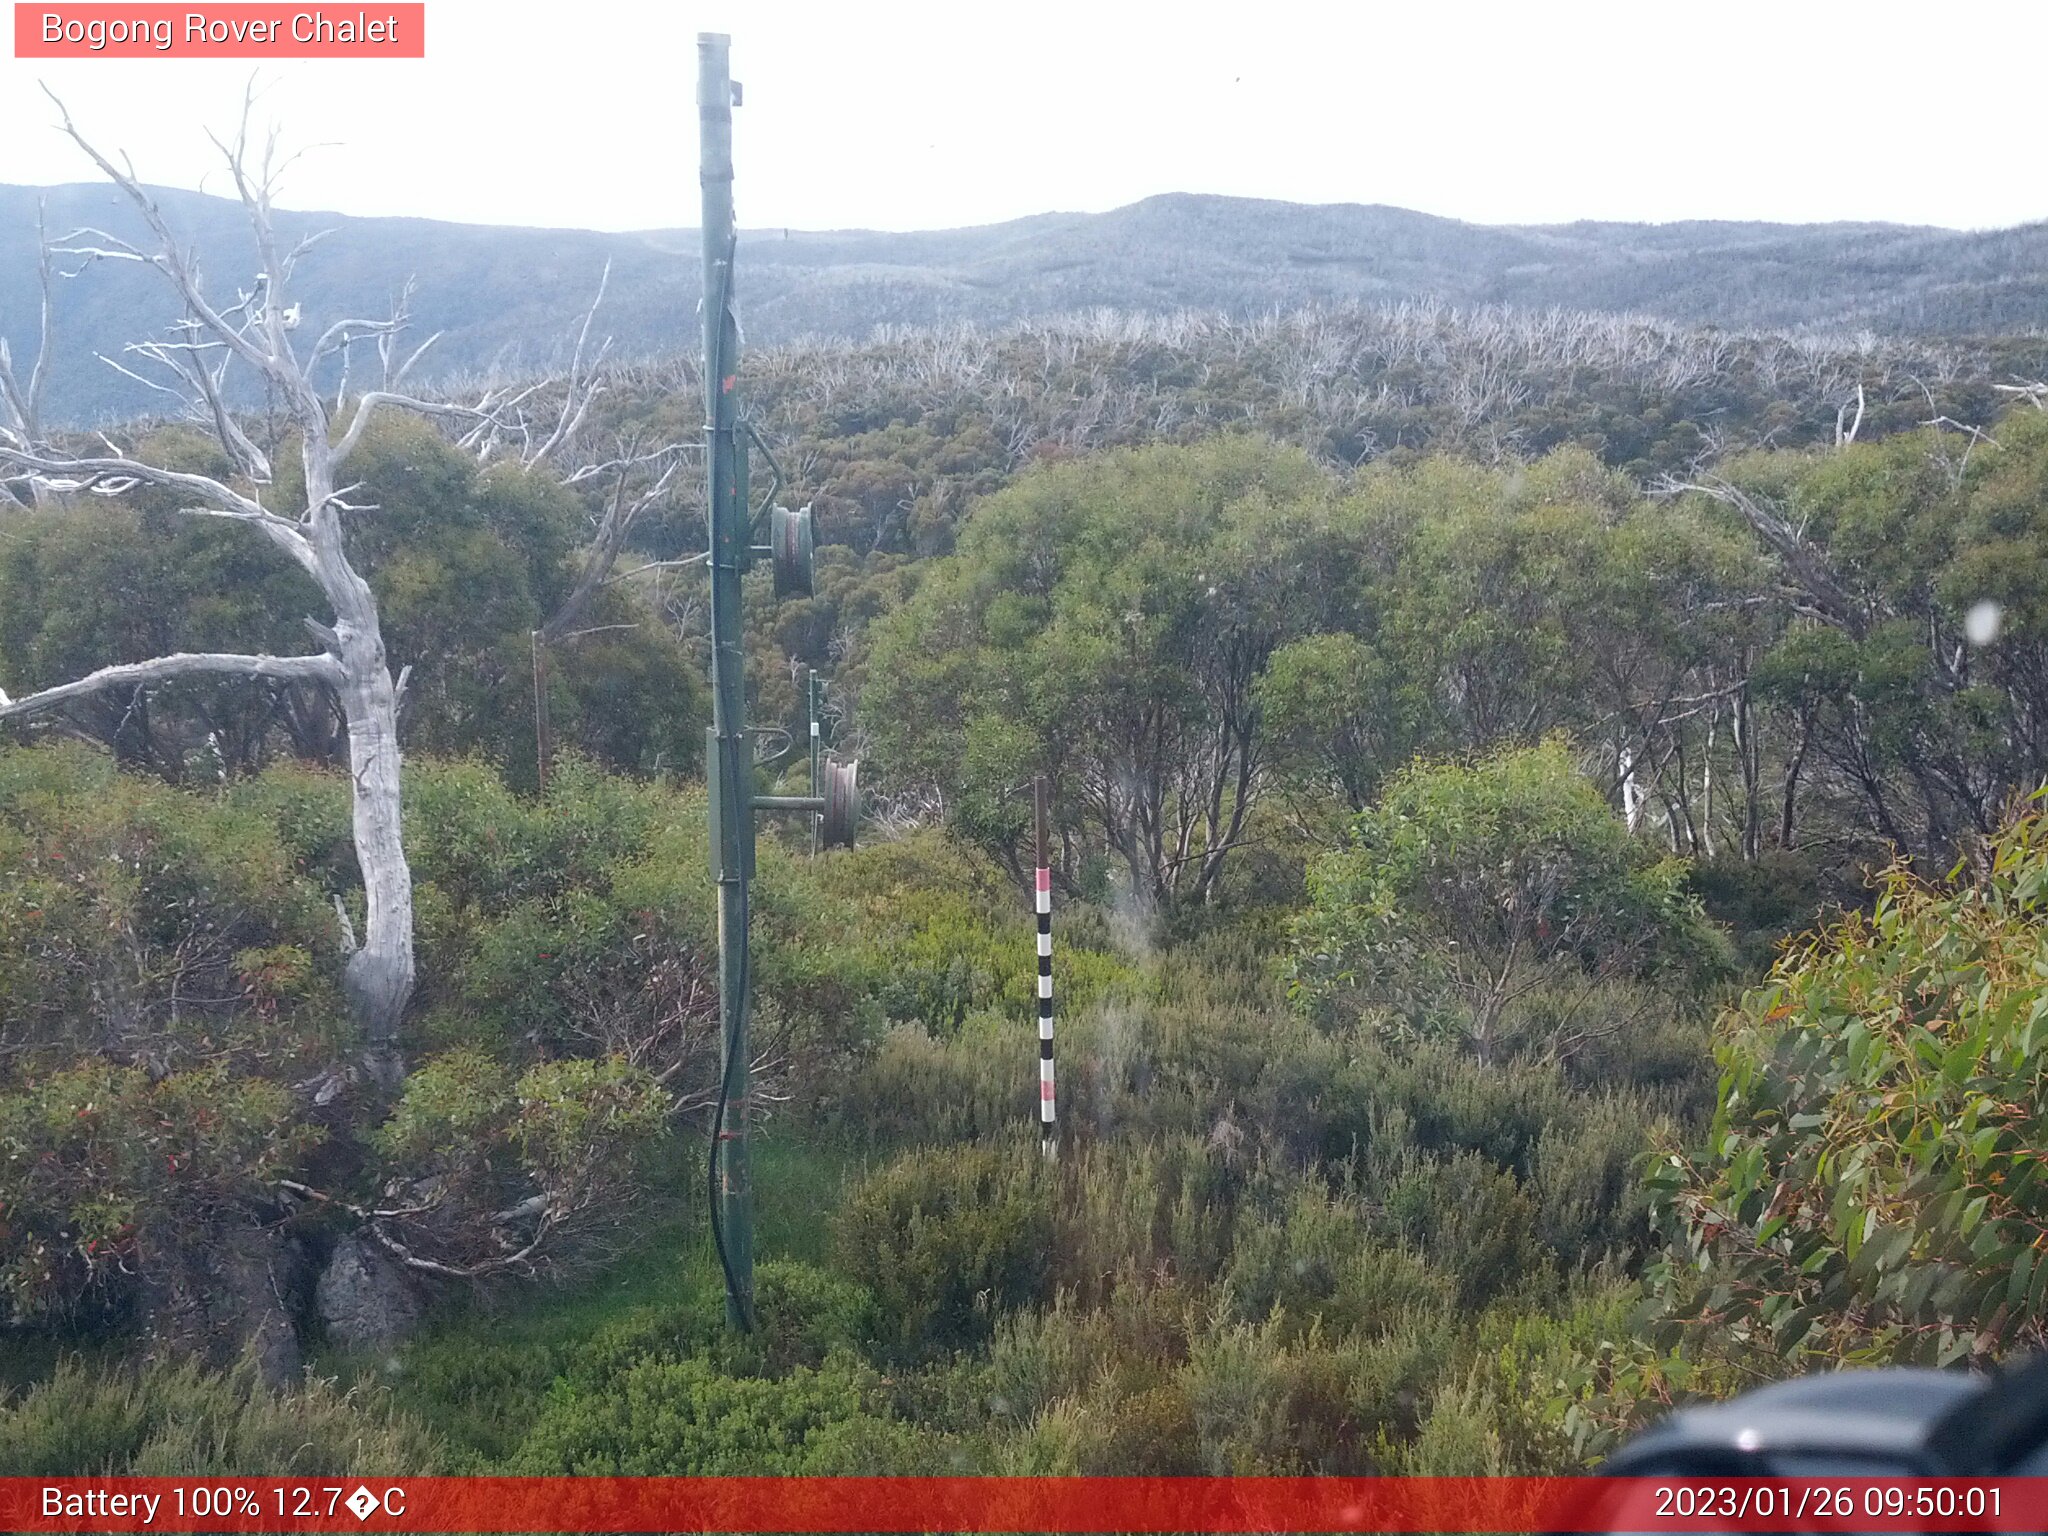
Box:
[1034,775,1056,1154]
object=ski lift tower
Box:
[698,32,859,1331]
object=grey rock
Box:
[315,1233,421,1351]
[138,1222,307,1388]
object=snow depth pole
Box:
[1034,775,1056,1153]
[808,669,822,857]
[700,30,756,1332]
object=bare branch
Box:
[1835,381,1865,447]
[333,389,502,465]
[331,895,358,958]
[93,350,185,399]
[310,314,404,367]
[47,230,149,272]
[278,225,334,280]
[0,203,55,443]
[602,551,710,587]
[42,88,291,392]
[525,260,612,467]
[391,329,441,387]
[0,447,276,522]
[277,1180,433,1223]
[0,650,342,720]
[0,201,57,508]
[1657,473,1868,637]
[23,201,55,435]
[125,318,274,482]
[539,445,685,644]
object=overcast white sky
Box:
[4,0,2044,234]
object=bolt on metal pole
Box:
[700,30,754,1331]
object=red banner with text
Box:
[5,1476,2048,1533]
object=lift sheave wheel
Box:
[820,756,859,849]
[771,503,814,597]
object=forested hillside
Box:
[7,166,2048,1477]
[7,179,2048,422]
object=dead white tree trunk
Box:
[0,93,564,1088]
[1617,741,1643,833]
[0,198,54,509]
[1835,381,1866,447]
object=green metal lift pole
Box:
[700,30,755,1331]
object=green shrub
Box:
[1646,804,2048,1370]
[1293,739,1731,1065]
[1181,1315,1443,1474]
[374,1331,570,1471]
[1559,992,1717,1112]
[1221,1176,1451,1337]
[1053,1135,1236,1297]
[833,1144,1053,1350]
[224,761,356,886]
[1181,1318,1294,1473]
[973,1300,1119,1426]
[986,1397,1088,1474]
[510,1350,896,1474]
[1528,1096,1658,1261]
[363,1049,670,1279]
[0,1064,318,1322]
[809,833,1136,1035]
[1087,1381,1201,1473]
[1688,847,1860,973]
[0,742,346,1073]
[390,758,865,1072]
[1456,1282,1670,1470]
[1387,1372,1512,1475]
[1375,1149,1545,1310]
[825,1018,1033,1149]
[0,1358,440,1474]
[750,1260,881,1373]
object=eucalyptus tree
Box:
[1292,740,1730,1068]
[862,435,1336,914]
[1668,417,2048,866]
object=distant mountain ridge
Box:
[4,183,2046,424]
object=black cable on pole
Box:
[707,928,753,1331]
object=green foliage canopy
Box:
[863,435,1344,912]
[1293,741,1730,1065]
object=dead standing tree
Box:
[410,260,696,789]
[0,199,55,508]
[0,96,578,1089]
[531,431,689,788]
